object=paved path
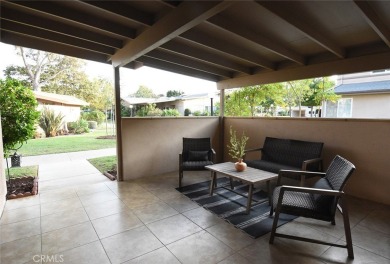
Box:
[4,148,117,192]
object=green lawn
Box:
[6,165,39,178]
[88,156,117,173]
[18,129,116,156]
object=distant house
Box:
[34,91,89,123]
[121,92,219,116]
[325,70,390,119]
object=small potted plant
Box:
[227,126,249,171]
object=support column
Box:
[219,89,225,163]
[114,67,124,181]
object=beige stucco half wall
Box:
[0,115,6,216]
[224,117,390,205]
[121,117,221,180]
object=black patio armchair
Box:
[179,137,215,188]
[269,155,356,258]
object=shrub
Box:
[0,78,39,157]
[81,110,105,125]
[39,107,65,137]
[136,103,163,117]
[184,108,191,116]
[87,121,97,129]
[193,110,202,116]
[68,118,89,134]
[162,109,180,116]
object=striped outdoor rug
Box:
[176,178,296,238]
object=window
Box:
[337,98,352,118]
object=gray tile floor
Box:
[1,162,389,264]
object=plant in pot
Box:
[227,126,249,172]
[0,78,40,198]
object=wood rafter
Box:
[353,0,390,48]
[207,16,305,65]
[110,1,233,67]
[256,1,345,58]
[7,1,136,38]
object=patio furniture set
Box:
[179,137,356,259]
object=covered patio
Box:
[1,1,390,263]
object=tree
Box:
[133,85,156,98]
[4,47,75,91]
[285,79,312,117]
[166,90,183,97]
[305,77,339,116]
[0,78,39,156]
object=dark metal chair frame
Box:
[269,155,356,259]
[179,137,216,188]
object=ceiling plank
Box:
[353,0,390,48]
[181,28,275,70]
[1,19,115,55]
[256,1,345,58]
[79,1,155,26]
[111,1,233,67]
[161,40,252,74]
[1,5,123,48]
[8,1,136,38]
[217,51,390,89]
[146,49,233,78]
[1,30,110,63]
[137,56,221,82]
[207,16,305,65]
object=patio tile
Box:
[121,193,161,209]
[132,201,179,224]
[206,221,255,251]
[238,234,327,264]
[56,241,110,264]
[217,253,252,264]
[39,187,78,204]
[182,207,224,229]
[75,182,112,196]
[42,222,98,255]
[148,187,184,201]
[78,190,118,207]
[321,240,390,264]
[167,230,234,264]
[41,207,89,233]
[123,247,180,264]
[345,224,390,259]
[40,197,83,216]
[84,199,128,220]
[0,235,41,264]
[91,211,144,239]
[0,205,40,225]
[164,195,200,213]
[147,214,203,245]
[358,208,390,235]
[0,218,41,244]
[4,195,40,211]
[101,225,163,264]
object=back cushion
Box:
[311,177,335,207]
[262,137,323,168]
[188,151,209,161]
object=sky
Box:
[0,42,217,97]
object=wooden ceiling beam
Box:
[353,0,390,48]
[256,1,345,58]
[1,5,123,48]
[111,1,233,67]
[137,56,221,82]
[207,16,305,65]
[181,28,275,70]
[161,40,252,74]
[8,1,135,38]
[1,30,110,63]
[1,19,115,55]
[79,1,155,26]
[146,49,233,78]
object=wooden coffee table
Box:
[205,162,278,214]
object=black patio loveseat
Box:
[244,137,324,185]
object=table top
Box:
[205,162,278,184]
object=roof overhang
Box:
[1,0,390,89]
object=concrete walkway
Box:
[4,148,117,192]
